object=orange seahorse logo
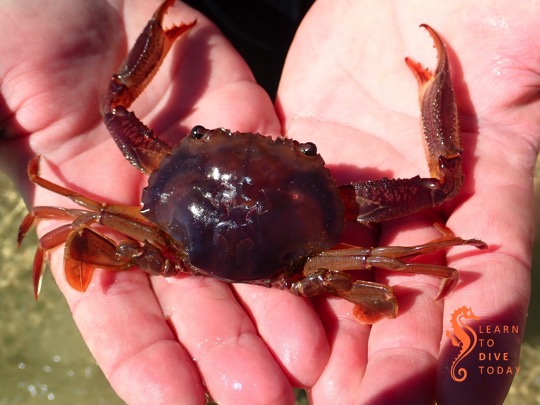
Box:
[446,306,480,382]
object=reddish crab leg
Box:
[102,0,196,174]
[405,24,462,198]
[19,156,188,297]
[17,206,90,246]
[25,156,143,218]
[290,225,486,324]
[29,224,73,298]
[63,227,129,292]
[339,24,462,223]
[289,269,398,324]
[18,206,96,298]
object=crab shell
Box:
[141,126,345,282]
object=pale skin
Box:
[0,0,536,404]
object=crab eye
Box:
[190,125,206,139]
[299,142,317,156]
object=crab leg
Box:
[66,227,182,276]
[17,206,90,245]
[290,226,486,324]
[29,224,74,298]
[102,0,196,174]
[24,156,143,218]
[340,24,462,223]
[19,156,188,297]
[27,212,187,297]
[290,268,398,324]
[63,227,176,292]
[18,206,102,298]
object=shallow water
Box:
[0,174,123,404]
[0,167,538,404]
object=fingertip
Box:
[110,340,206,405]
[233,285,330,387]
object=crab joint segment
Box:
[339,24,462,223]
[102,0,196,174]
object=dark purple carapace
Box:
[141,126,344,282]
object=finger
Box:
[308,295,371,403]
[232,284,330,387]
[46,249,206,405]
[29,149,207,405]
[358,295,442,404]
[152,275,296,404]
[436,142,533,404]
[349,219,446,404]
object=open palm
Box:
[0,1,536,404]
[278,1,537,403]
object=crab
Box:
[18,0,486,324]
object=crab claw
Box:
[405,23,462,200]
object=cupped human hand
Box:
[0,1,329,404]
[277,1,537,403]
